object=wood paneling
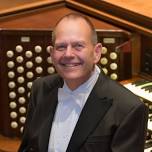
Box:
[72,0,152,36]
[0,0,42,11]
[104,0,152,18]
[0,0,63,17]
[0,5,122,30]
[0,134,20,152]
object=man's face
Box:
[51,18,101,89]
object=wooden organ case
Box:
[0,28,132,137]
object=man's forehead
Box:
[52,17,94,44]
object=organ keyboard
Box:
[124,79,152,102]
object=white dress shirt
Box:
[48,65,100,152]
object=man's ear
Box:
[94,43,102,64]
[49,45,54,56]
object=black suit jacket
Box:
[18,72,148,152]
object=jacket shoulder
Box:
[98,73,145,109]
[32,74,63,90]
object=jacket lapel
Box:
[38,76,64,152]
[66,73,113,152]
[38,87,58,152]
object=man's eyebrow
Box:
[71,41,86,46]
[54,42,67,47]
[55,41,86,45]
[55,42,66,45]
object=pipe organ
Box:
[0,28,132,137]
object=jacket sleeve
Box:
[111,102,148,152]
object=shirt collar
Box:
[58,65,100,107]
[63,65,100,95]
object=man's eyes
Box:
[73,43,85,50]
[55,45,66,51]
[54,42,85,51]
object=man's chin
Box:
[63,76,80,81]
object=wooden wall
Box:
[0,3,121,30]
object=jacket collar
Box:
[38,75,63,152]
[38,86,59,152]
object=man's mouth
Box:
[60,63,81,67]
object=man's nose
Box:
[64,45,74,57]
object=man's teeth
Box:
[63,63,79,67]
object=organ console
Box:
[0,0,151,151]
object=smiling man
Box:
[50,14,101,90]
[18,13,148,152]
